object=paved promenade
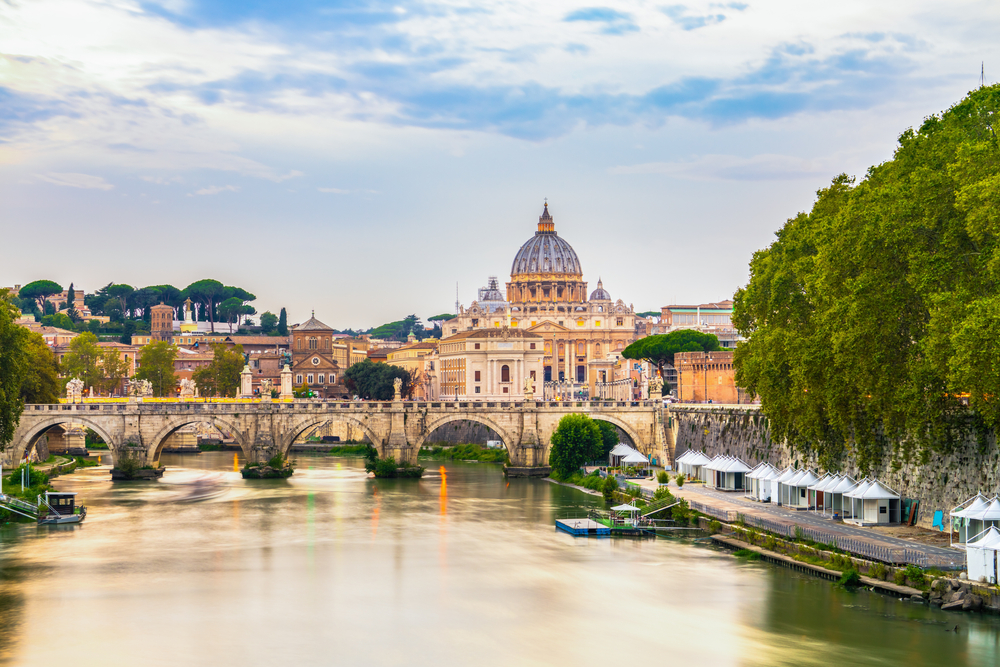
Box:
[629,477,962,569]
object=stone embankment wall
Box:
[668,406,1000,531]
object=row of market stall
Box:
[673,450,903,525]
[608,444,649,472]
[948,495,1000,583]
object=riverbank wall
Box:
[667,406,999,531]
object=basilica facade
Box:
[442,203,639,397]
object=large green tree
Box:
[0,292,31,452]
[260,311,278,334]
[278,308,288,335]
[595,420,619,460]
[622,330,720,381]
[548,413,602,478]
[18,280,63,312]
[193,343,245,397]
[733,85,1000,473]
[344,359,415,400]
[61,332,105,393]
[135,341,178,397]
[106,284,135,319]
[20,332,60,404]
[184,279,224,333]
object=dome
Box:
[589,279,611,301]
[511,203,582,278]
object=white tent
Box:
[611,503,641,527]
[964,497,1000,548]
[806,473,834,512]
[771,468,797,505]
[758,465,781,503]
[746,463,777,501]
[825,475,857,518]
[788,470,821,509]
[609,443,637,467]
[622,451,649,471]
[776,469,804,507]
[706,456,751,491]
[967,526,1000,584]
[951,494,990,546]
[845,479,901,525]
[678,451,712,480]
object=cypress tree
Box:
[278,308,288,336]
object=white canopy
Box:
[968,525,1000,550]
[717,457,751,473]
[845,478,874,499]
[775,468,800,484]
[828,475,858,494]
[858,480,900,500]
[683,451,713,466]
[748,463,777,479]
[809,474,838,492]
[793,470,821,488]
[610,444,636,456]
[761,466,783,482]
[611,503,640,513]
[969,498,1000,521]
[622,451,649,464]
[953,494,990,518]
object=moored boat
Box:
[37,492,86,525]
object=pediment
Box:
[526,320,571,333]
[292,355,340,371]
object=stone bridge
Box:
[5,399,666,471]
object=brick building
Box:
[674,350,752,404]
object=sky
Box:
[2,0,998,329]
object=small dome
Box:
[511,203,582,277]
[589,279,611,301]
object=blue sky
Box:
[2,0,998,328]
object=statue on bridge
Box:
[126,379,153,399]
[66,378,84,403]
[524,375,535,400]
[179,378,197,398]
[648,374,664,401]
[393,377,403,401]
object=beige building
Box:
[387,336,439,399]
[444,203,640,398]
[432,327,544,400]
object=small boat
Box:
[37,492,86,525]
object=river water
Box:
[1,452,998,666]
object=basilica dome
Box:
[510,203,582,278]
[589,279,611,301]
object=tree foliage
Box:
[622,330,721,379]
[20,332,60,404]
[18,280,62,312]
[193,343,245,397]
[595,420,619,460]
[278,307,288,336]
[344,359,415,400]
[61,332,105,393]
[135,342,178,397]
[733,85,1000,473]
[1,292,31,450]
[260,311,278,334]
[548,413,602,478]
[184,279,224,333]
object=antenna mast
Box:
[982,62,986,88]
[455,282,460,315]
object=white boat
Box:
[36,492,87,525]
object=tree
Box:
[1,291,31,451]
[85,283,113,316]
[61,332,105,394]
[106,284,135,319]
[65,283,80,321]
[135,341,178,397]
[595,420,619,460]
[41,312,74,330]
[548,413,602,478]
[193,343,245,397]
[622,330,721,380]
[343,359,414,400]
[428,313,456,322]
[732,85,1000,473]
[260,311,278,334]
[99,348,130,396]
[278,308,288,335]
[18,280,63,313]
[216,297,244,333]
[184,279,224,333]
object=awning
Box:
[775,468,800,484]
[844,478,874,499]
[809,474,838,492]
[828,476,857,494]
[858,480,900,500]
[684,452,713,466]
[969,498,1000,521]
[793,470,821,488]
[967,526,1000,550]
[611,504,640,513]
[610,444,636,456]
[623,452,649,464]
[952,494,990,518]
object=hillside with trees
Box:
[733,85,1000,473]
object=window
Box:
[296,374,303,384]
[330,374,336,384]
[879,505,887,514]
[318,374,325,384]
[501,365,510,382]
[577,365,585,382]
[595,320,602,327]
[451,329,457,335]
[530,343,536,350]
[503,387,508,393]
[474,343,481,350]
[297,339,302,350]
[576,318,584,327]
[616,317,623,326]
[530,370,536,380]
[475,370,481,381]
[309,337,317,350]
[472,319,479,327]
[475,386,481,393]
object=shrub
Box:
[708,519,721,534]
[838,569,862,588]
[657,470,669,484]
[904,564,925,586]
[601,476,618,502]
[734,549,762,561]
[870,562,887,580]
[764,535,777,551]
[652,486,673,502]
[671,499,691,525]
[675,474,684,487]
[267,453,287,469]
[893,570,906,585]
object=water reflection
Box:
[0,452,996,667]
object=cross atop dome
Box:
[538,200,554,233]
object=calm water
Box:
[1,452,998,667]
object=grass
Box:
[734,549,762,561]
[550,469,607,492]
[327,444,372,456]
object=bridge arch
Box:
[413,413,516,455]
[148,415,249,464]
[282,414,383,455]
[583,413,645,453]
[9,416,118,466]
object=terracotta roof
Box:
[225,335,289,345]
[293,313,333,331]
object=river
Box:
[1,452,998,666]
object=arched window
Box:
[595,343,602,356]
[309,337,317,350]
[501,365,510,382]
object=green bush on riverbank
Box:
[420,444,508,464]
[328,444,375,456]
[2,465,53,502]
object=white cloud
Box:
[610,153,838,181]
[35,172,114,190]
[190,184,240,196]
[273,170,304,182]
[318,187,350,194]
